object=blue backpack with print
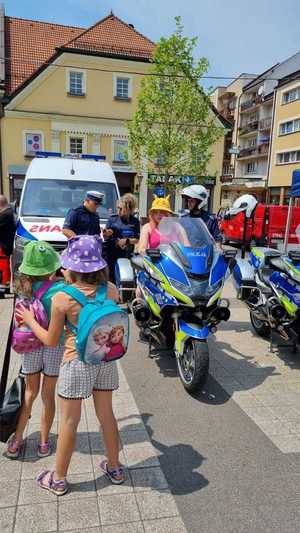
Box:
[61,285,129,365]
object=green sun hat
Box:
[19,241,60,276]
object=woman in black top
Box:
[103,194,140,281]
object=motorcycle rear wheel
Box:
[250,310,270,338]
[177,339,209,393]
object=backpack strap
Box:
[59,285,88,307]
[95,284,107,304]
[34,280,54,300]
[59,286,88,336]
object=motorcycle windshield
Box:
[157,216,215,275]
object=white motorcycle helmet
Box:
[229,194,258,218]
[181,184,209,209]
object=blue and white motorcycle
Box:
[130,217,236,393]
[233,247,300,351]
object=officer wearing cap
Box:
[62,191,103,239]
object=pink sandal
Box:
[100,459,125,485]
[37,442,51,458]
[6,436,23,459]
[37,469,68,496]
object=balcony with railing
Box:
[240,96,262,113]
[220,164,234,183]
[238,120,259,136]
[259,117,272,131]
[237,141,270,160]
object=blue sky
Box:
[4,0,300,88]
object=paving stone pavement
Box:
[211,281,300,453]
[0,297,187,533]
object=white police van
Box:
[13,151,120,272]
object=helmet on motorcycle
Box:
[229,194,258,218]
[180,184,209,209]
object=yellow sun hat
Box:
[149,195,173,214]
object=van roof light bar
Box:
[35,151,106,161]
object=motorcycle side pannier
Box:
[232,258,256,301]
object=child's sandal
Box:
[100,459,125,485]
[37,442,51,458]
[37,469,68,496]
[6,436,23,459]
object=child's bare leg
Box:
[93,390,121,474]
[55,398,82,479]
[40,375,57,444]
[15,373,40,441]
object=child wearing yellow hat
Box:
[137,195,172,254]
[138,194,189,254]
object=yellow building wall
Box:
[2,52,227,209]
[269,82,300,188]
[13,55,145,119]
[1,117,52,197]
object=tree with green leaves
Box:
[127,17,225,190]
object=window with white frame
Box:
[24,131,44,156]
[279,118,300,135]
[277,150,300,164]
[68,136,84,154]
[68,70,86,96]
[113,140,129,162]
[246,162,256,174]
[282,86,300,104]
[114,76,131,99]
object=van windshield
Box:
[21,179,118,219]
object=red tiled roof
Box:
[5,14,155,98]
[61,14,155,60]
[5,17,83,95]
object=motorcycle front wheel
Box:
[177,339,209,393]
[250,310,270,338]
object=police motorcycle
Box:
[114,239,136,303]
[232,247,300,351]
[130,217,237,393]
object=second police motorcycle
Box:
[233,244,300,352]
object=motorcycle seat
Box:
[131,255,144,271]
[268,257,285,271]
[259,267,274,287]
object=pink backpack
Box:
[12,281,53,354]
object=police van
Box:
[13,151,120,273]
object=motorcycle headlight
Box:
[15,235,30,252]
[170,278,193,297]
[145,263,163,282]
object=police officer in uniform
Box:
[180,184,223,248]
[62,191,103,239]
[103,193,140,281]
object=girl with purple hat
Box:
[17,235,124,495]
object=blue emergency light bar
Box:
[35,151,106,161]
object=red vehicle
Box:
[219,195,300,247]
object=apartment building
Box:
[213,52,300,208]
[268,71,300,204]
[210,74,254,207]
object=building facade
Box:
[268,73,300,204]
[0,9,227,215]
[0,12,155,215]
[211,75,254,207]
[212,52,300,208]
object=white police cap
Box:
[86,191,104,203]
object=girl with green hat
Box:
[7,241,65,459]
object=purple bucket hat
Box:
[61,235,107,273]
